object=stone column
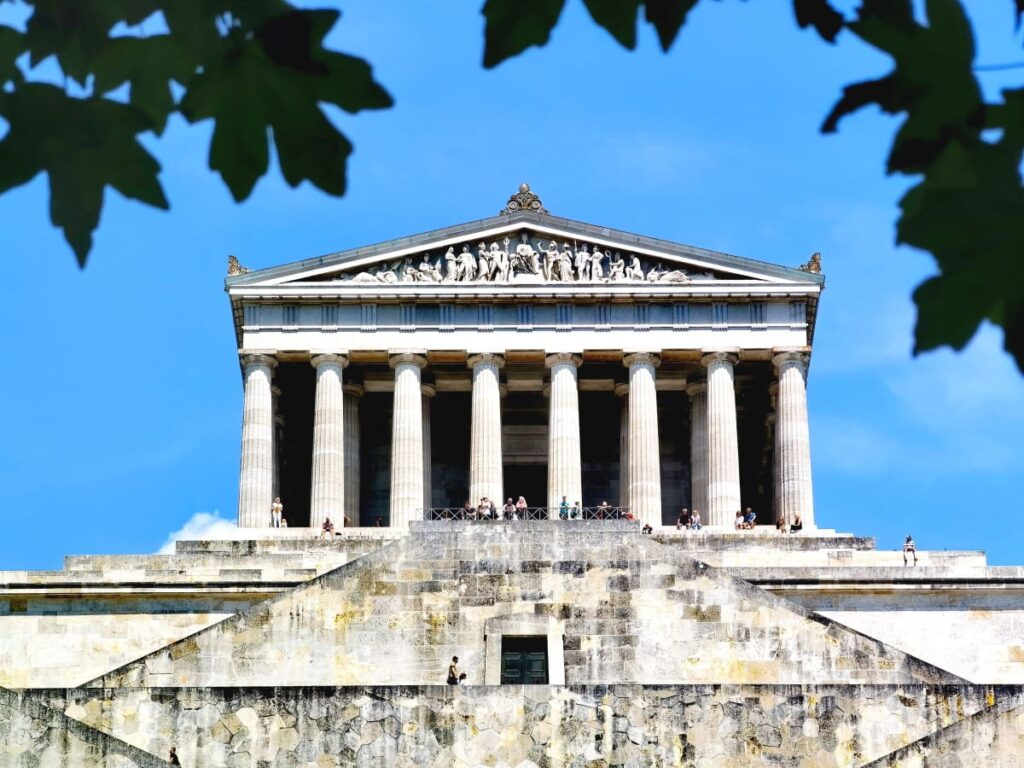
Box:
[686,380,708,518]
[468,353,504,508]
[624,353,661,527]
[422,384,436,514]
[546,353,583,513]
[615,383,629,512]
[343,384,363,527]
[309,353,348,531]
[702,350,741,527]
[389,353,426,529]
[773,351,815,529]
[237,353,277,528]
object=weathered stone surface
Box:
[86,524,957,689]
[5,684,1022,768]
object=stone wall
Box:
[0,687,162,768]
[16,684,1022,768]
[88,523,956,689]
[0,536,391,688]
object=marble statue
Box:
[607,253,625,281]
[557,243,574,282]
[458,245,477,281]
[590,248,606,281]
[574,244,590,282]
[625,255,644,281]
[443,247,458,281]
[336,232,721,286]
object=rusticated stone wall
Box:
[0,687,162,768]
[10,684,1022,768]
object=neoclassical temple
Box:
[226,185,824,530]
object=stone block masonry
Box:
[7,684,1024,767]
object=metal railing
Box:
[423,506,632,521]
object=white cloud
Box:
[157,510,240,554]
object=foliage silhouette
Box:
[0,1,1021,372]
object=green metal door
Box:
[500,636,548,684]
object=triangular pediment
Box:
[226,212,824,290]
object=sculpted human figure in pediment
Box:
[334,232,715,285]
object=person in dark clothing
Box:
[169,747,181,766]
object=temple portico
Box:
[226,185,824,531]
[234,345,815,531]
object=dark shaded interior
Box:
[430,392,471,508]
[275,362,315,527]
[360,392,393,527]
[657,390,690,525]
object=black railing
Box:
[423,506,632,521]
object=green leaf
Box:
[92,35,198,135]
[793,0,844,43]
[643,0,700,51]
[583,0,641,49]
[912,272,989,354]
[23,0,162,85]
[821,74,908,133]
[179,9,390,201]
[0,24,26,84]
[482,0,566,68]
[0,84,168,265]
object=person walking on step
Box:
[447,656,466,685]
[169,746,181,766]
[903,534,918,566]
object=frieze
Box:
[337,233,718,285]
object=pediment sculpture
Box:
[340,234,715,285]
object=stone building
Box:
[2,187,1023,767]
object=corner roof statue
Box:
[1,184,1020,768]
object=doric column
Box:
[773,351,815,529]
[468,353,504,508]
[343,384,363,527]
[422,384,436,514]
[309,353,348,531]
[615,383,630,512]
[624,353,661,526]
[702,350,741,527]
[686,380,708,518]
[389,354,426,529]
[546,353,583,513]
[237,353,277,527]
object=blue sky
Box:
[1,2,1022,568]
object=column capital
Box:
[389,352,427,370]
[310,352,349,369]
[772,349,809,370]
[421,383,437,398]
[700,349,739,368]
[614,382,630,398]
[623,352,661,368]
[685,380,707,396]
[342,383,364,398]
[545,352,582,369]
[467,352,505,369]
[241,352,277,370]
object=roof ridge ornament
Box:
[500,182,548,216]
